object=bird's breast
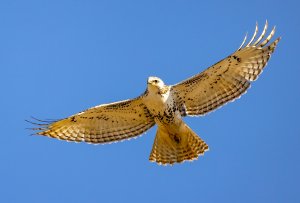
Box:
[142,91,181,125]
[143,91,169,113]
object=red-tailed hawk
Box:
[28,21,280,165]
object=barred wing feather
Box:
[171,21,281,116]
[31,97,155,144]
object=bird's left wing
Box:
[29,97,155,144]
[171,21,280,116]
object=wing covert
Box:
[171,21,281,116]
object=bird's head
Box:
[147,76,165,93]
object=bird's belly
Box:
[151,105,182,134]
[143,94,181,127]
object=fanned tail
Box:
[149,122,208,165]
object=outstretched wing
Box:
[29,97,155,144]
[171,21,281,116]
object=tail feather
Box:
[149,123,208,165]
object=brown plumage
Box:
[28,21,280,165]
[149,121,208,165]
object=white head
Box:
[147,76,165,93]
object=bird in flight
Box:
[28,21,280,165]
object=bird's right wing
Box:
[171,21,280,116]
[29,97,155,144]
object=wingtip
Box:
[238,32,248,50]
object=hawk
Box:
[29,21,280,165]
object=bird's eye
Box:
[153,80,158,83]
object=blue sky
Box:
[1,0,299,202]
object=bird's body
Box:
[29,21,280,165]
[142,77,178,126]
[142,77,209,163]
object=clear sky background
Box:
[1,0,299,202]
